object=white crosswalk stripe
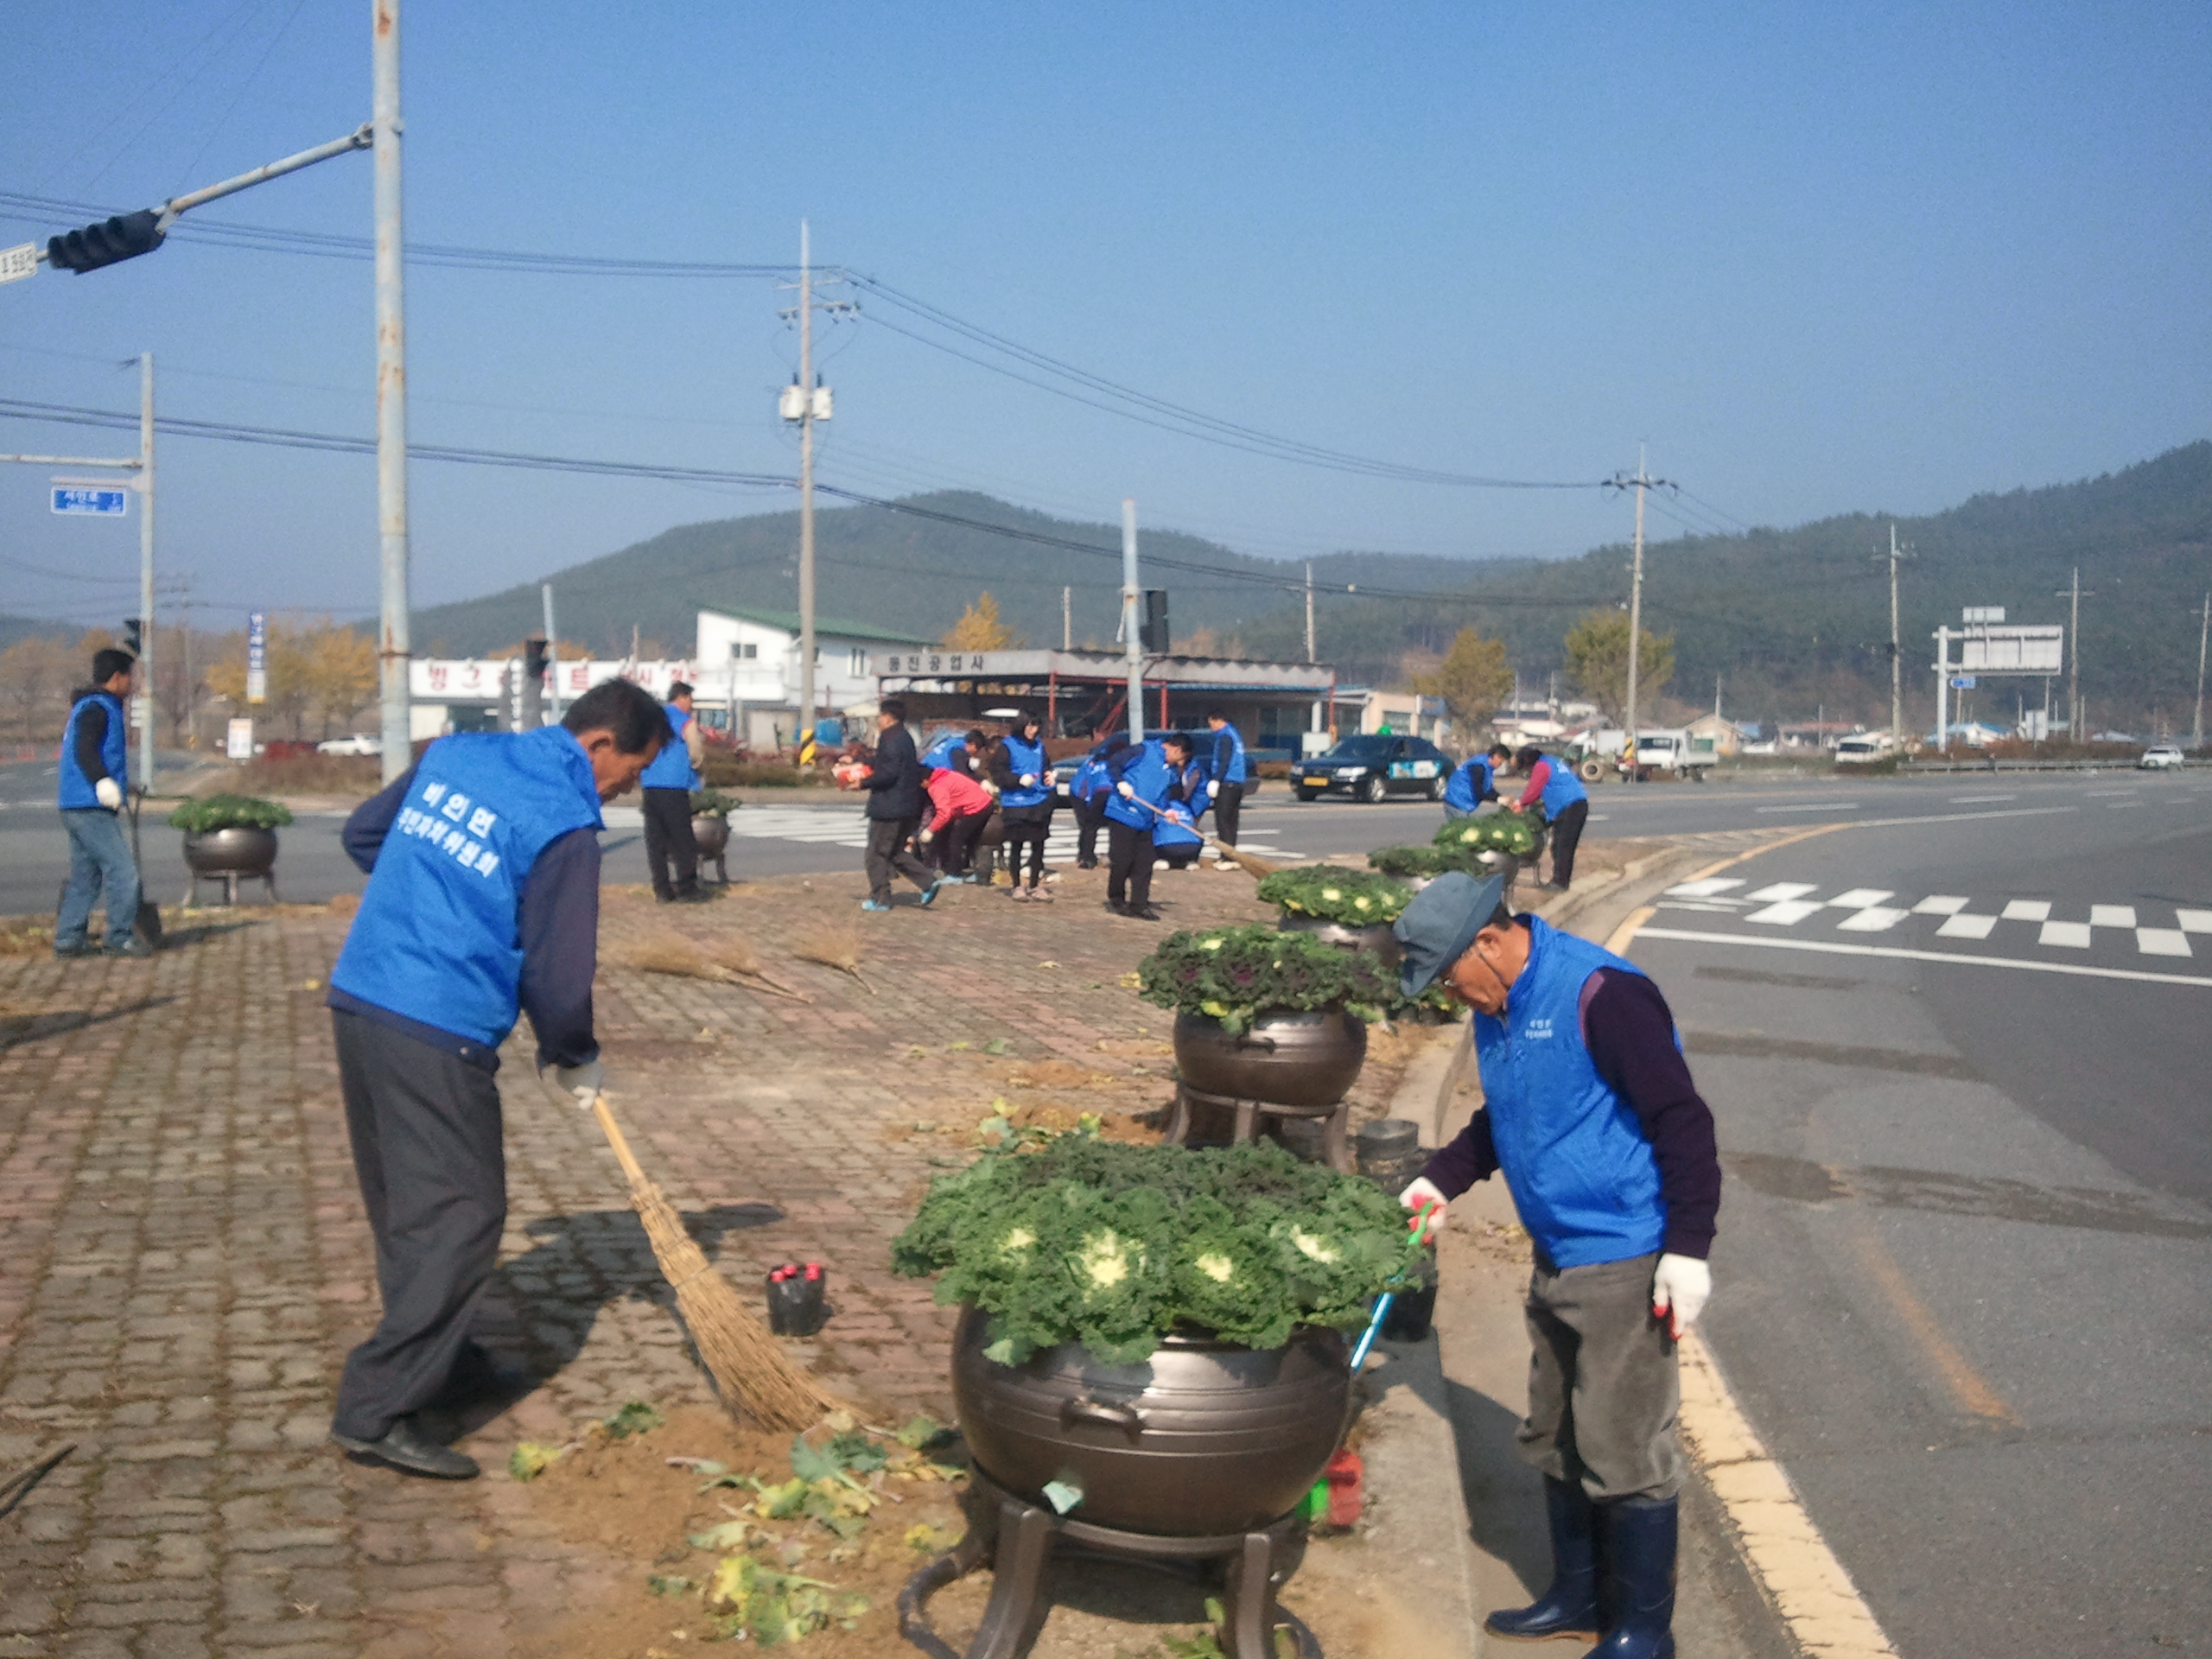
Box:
[1662,877,2202,958]
[714,808,1287,861]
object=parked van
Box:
[1834,732,1900,765]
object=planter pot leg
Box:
[1322,1105,1351,1174]
[1222,1530,1280,1659]
[969,1497,1054,1659]
[1232,1098,1257,1145]
[222,873,238,907]
[1165,1086,1192,1147]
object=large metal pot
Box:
[181,827,278,877]
[1276,913,1401,964]
[950,1304,1350,1536]
[690,814,730,857]
[1173,1008,1367,1108]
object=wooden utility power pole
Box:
[2194,591,2209,750]
[1606,447,1670,779]
[1878,524,1910,741]
[797,221,816,749]
[1062,586,1071,650]
[2056,567,2094,741]
[1304,562,1317,663]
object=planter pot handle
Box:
[1059,1396,1145,1439]
[1233,1033,1279,1052]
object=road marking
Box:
[2089,904,2138,928]
[1757,801,1857,813]
[2138,928,2192,957]
[2000,899,2050,921]
[1936,913,1998,940]
[1635,927,2212,988]
[1826,887,1895,908]
[1748,899,1825,925]
[2038,920,2094,948]
[1846,1229,2020,1426]
[1948,793,2015,803]
[1676,1332,1900,1659]
[2182,910,2212,933]
[1745,881,1819,901]
[1666,877,1747,898]
[1835,906,1910,932]
[1911,895,1970,914]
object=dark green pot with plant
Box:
[1255,868,1410,963]
[170,795,292,902]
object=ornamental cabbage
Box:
[893,1139,1422,1364]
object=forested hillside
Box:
[404,443,2212,732]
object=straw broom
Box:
[614,933,811,1003]
[792,927,874,995]
[589,1094,842,1430]
[1130,795,1277,877]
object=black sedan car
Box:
[1290,734,1452,803]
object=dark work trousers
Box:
[330,1009,505,1442]
[1212,781,1245,846]
[1106,820,1155,910]
[1547,798,1591,889]
[930,810,986,875]
[1519,1251,1681,1501]
[641,787,700,899]
[1000,804,1053,887]
[865,814,935,903]
[1072,797,1106,864]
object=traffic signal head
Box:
[524,637,550,679]
[1141,588,1171,654]
[48,210,165,274]
[122,617,143,658]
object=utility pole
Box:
[1605,447,1670,779]
[1881,524,1907,741]
[1122,499,1144,746]
[137,353,156,789]
[372,0,411,785]
[541,582,562,721]
[1062,586,1072,651]
[2194,591,2209,750]
[2056,566,2094,744]
[797,219,816,753]
[1304,562,1317,663]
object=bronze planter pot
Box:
[950,1304,1350,1536]
[182,827,278,877]
[690,814,730,857]
[1276,913,1401,964]
[1173,1007,1367,1108]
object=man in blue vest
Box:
[1513,745,1592,891]
[323,677,666,1479]
[1101,730,1192,920]
[1442,742,1513,820]
[1067,746,1112,869]
[54,647,151,959]
[1199,711,1248,865]
[989,711,1056,902]
[1391,872,1719,1659]
[639,680,708,902]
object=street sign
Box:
[226,718,254,760]
[246,611,268,705]
[1952,676,1978,690]
[1962,606,2005,625]
[0,243,36,285]
[1959,624,2063,674]
[51,486,129,517]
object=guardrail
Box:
[1900,756,2199,773]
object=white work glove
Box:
[94,778,124,810]
[918,828,935,844]
[1020,773,1038,786]
[1650,1253,1711,1340]
[1116,781,1136,799]
[549,1059,603,1111]
[1207,779,1220,798]
[1399,1176,1449,1243]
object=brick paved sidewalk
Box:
[0,859,1427,1658]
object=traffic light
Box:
[47,210,166,274]
[122,617,143,658]
[1141,589,1170,653]
[523,637,550,681]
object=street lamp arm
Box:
[155,125,374,232]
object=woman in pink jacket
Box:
[919,762,994,880]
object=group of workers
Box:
[1441,740,1594,891]
[845,701,1249,919]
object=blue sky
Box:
[3,1,2208,631]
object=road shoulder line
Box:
[1634,926,2212,989]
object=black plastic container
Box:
[766,1262,829,1337]
[1382,1249,1438,1341]
[1355,1118,1427,1198]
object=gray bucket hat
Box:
[1389,870,1508,998]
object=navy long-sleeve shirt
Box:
[329,762,601,1072]
[73,696,114,785]
[1421,965,1721,1259]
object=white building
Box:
[693,607,935,752]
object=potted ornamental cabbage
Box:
[1137,925,1405,1108]
[1364,843,1463,886]
[1255,867,1411,959]
[893,1135,1422,1536]
[169,794,292,903]
[688,786,740,864]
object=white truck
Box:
[1834,731,1901,766]
[1569,728,1715,782]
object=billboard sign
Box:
[246,611,268,704]
[1959,624,2063,675]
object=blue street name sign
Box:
[52,486,129,517]
[1951,676,1977,690]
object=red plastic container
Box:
[1324,1447,1364,1527]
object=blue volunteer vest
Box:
[1443,755,1492,812]
[1071,754,1111,803]
[1211,723,1249,785]
[331,726,604,1047]
[1104,740,1179,830]
[999,734,1051,809]
[1153,801,1203,849]
[639,702,699,791]
[58,691,128,809]
[921,734,968,771]
[1472,918,1667,1269]
[1537,754,1587,816]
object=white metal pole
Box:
[1935,627,1949,750]
[2067,567,2081,742]
[1122,499,1143,746]
[137,353,156,789]
[1624,446,1647,779]
[1888,524,1903,740]
[2194,592,2209,750]
[1062,585,1071,651]
[541,582,562,721]
[372,0,411,784]
[797,219,817,760]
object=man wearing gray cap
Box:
[1390,871,1719,1659]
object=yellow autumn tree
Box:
[942,592,1022,651]
[1411,628,1516,730]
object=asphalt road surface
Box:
[1621,772,2211,1656]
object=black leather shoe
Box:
[104,933,155,958]
[331,1415,480,1479]
[1128,906,1163,922]
[53,941,97,959]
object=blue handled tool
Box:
[1349,1293,1395,1369]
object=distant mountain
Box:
[0,613,79,652]
[405,446,2212,731]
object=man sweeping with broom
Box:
[323,678,666,1479]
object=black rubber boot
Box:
[1585,1495,1677,1657]
[1484,1475,1601,1642]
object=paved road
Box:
[1621,772,2212,1656]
